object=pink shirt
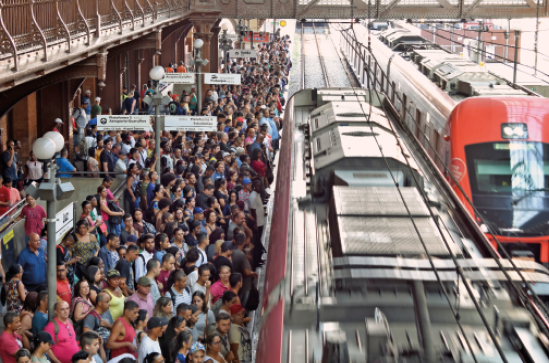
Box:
[0,331,23,363]
[44,318,80,363]
[210,280,229,304]
[20,204,47,236]
[126,292,154,319]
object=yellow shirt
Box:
[103,288,125,320]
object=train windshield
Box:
[465,141,549,236]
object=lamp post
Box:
[31,132,74,319]
[220,23,232,74]
[189,38,209,113]
[149,65,166,179]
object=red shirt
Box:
[0,185,11,215]
[57,278,72,305]
[20,204,47,236]
[156,269,171,295]
[44,318,79,363]
[0,331,23,363]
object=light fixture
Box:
[501,123,527,139]
[33,137,57,159]
[194,38,204,50]
[221,23,229,31]
[149,66,165,81]
[43,131,64,152]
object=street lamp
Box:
[149,65,165,179]
[189,38,209,113]
[31,132,75,319]
[220,23,232,74]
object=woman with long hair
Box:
[192,291,215,341]
[125,163,140,215]
[210,266,231,304]
[71,279,93,340]
[19,292,37,339]
[1,264,26,312]
[170,330,193,363]
[85,265,103,304]
[80,200,104,243]
[205,333,228,363]
[183,197,195,223]
[153,297,173,319]
[134,309,149,349]
[251,148,267,177]
[72,219,100,279]
[228,190,239,209]
[203,210,218,236]
[159,316,186,363]
[98,185,125,236]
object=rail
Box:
[0,0,189,71]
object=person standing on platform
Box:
[16,233,46,292]
[43,301,79,363]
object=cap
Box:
[85,90,91,94]
[196,153,205,159]
[147,317,169,330]
[95,97,101,102]
[222,152,230,158]
[137,276,152,287]
[127,234,138,243]
[181,224,189,232]
[190,342,206,354]
[54,118,63,124]
[260,105,267,109]
[34,331,55,345]
[230,304,245,315]
[243,178,252,185]
[119,149,128,156]
[193,207,204,214]
[107,269,121,279]
[236,117,244,122]
[236,147,245,156]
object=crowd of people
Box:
[0,34,292,363]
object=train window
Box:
[391,82,396,103]
[415,109,422,140]
[402,94,407,121]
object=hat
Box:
[243,178,252,185]
[222,152,231,158]
[236,117,244,122]
[181,224,189,232]
[147,317,169,330]
[190,342,206,354]
[107,269,121,279]
[95,97,101,102]
[85,90,91,94]
[236,147,245,156]
[119,149,128,156]
[260,105,267,109]
[54,118,63,124]
[196,153,205,159]
[137,276,152,287]
[230,304,245,315]
[127,234,138,243]
[34,331,55,345]
[193,207,204,214]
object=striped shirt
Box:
[165,286,192,316]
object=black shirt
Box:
[196,192,209,210]
[115,258,134,291]
[100,149,115,172]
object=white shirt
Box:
[26,160,44,180]
[134,250,154,282]
[165,285,192,316]
[138,335,161,363]
[249,191,264,227]
[197,246,208,266]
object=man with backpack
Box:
[43,301,80,363]
[134,234,155,282]
[165,270,192,316]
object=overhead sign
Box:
[243,32,269,43]
[204,73,241,85]
[161,72,195,84]
[229,49,257,58]
[163,116,217,132]
[97,115,152,131]
[56,203,74,241]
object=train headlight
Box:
[501,123,528,139]
[480,224,489,233]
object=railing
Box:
[0,0,189,70]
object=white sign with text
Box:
[97,115,152,131]
[229,49,257,58]
[161,72,196,84]
[163,116,217,132]
[204,73,241,85]
[56,203,74,240]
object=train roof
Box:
[257,88,549,363]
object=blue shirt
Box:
[155,250,167,262]
[237,158,242,168]
[268,117,280,140]
[259,117,272,135]
[147,182,156,206]
[32,311,48,336]
[56,158,75,178]
[98,246,116,273]
[1,151,17,180]
[212,171,224,181]
[82,96,91,115]
[176,106,187,115]
[249,141,261,155]
[17,247,47,287]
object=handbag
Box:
[245,285,259,311]
[107,201,122,224]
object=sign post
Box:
[56,203,74,241]
[160,73,196,84]
[162,116,217,132]
[96,115,152,131]
[204,73,242,85]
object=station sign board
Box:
[161,72,195,84]
[204,73,241,85]
[163,116,217,132]
[96,115,152,131]
[56,203,74,241]
[229,49,257,58]
[243,32,270,43]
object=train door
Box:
[391,82,396,104]
[402,94,407,122]
[415,109,423,142]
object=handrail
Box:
[0,199,27,232]
[0,199,26,222]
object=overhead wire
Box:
[339,23,549,330]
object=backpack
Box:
[50,318,74,344]
[245,285,259,311]
[133,254,147,286]
[168,286,191,309]
[107,201,123,224]
[86,310,111,342]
